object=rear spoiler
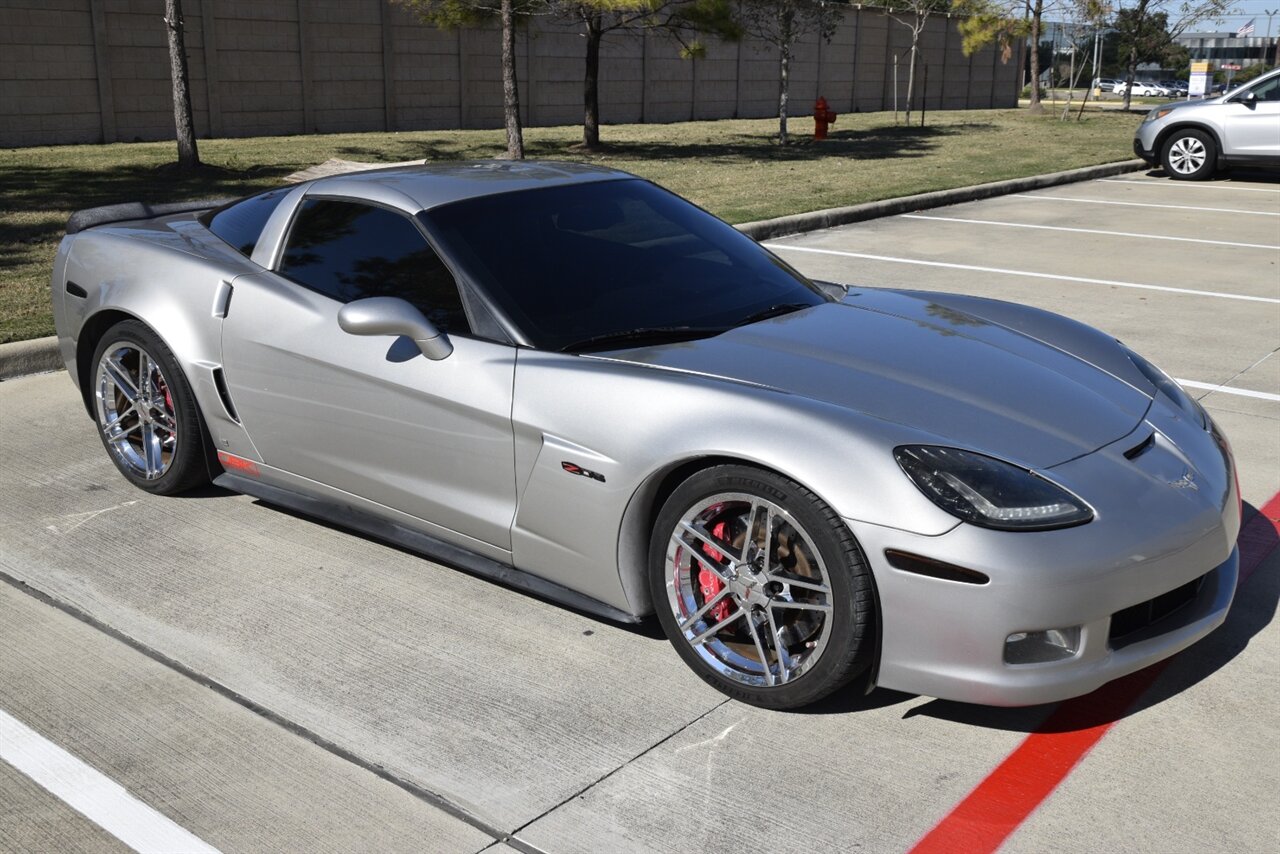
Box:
[66,198,234,235]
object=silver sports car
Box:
[51,162,1241,709]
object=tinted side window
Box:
[279,199,469,334]
[201,187,291,257]
[1249,75,1280,102]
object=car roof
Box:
[302,160,634,213]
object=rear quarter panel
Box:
[54,216,260,452]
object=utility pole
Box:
[1266,10,1279,67]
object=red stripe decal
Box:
[909,489,1280,854]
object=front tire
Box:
[648,465,875,709]
[1161,129,1217,180]
[90,320,209,495]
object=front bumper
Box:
[1134,134,1158,165]
[852,413,1240,707]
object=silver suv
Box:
[1134,68,1280,180]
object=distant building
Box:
[1175,32,1275,68]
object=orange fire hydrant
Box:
[814,96,837,140]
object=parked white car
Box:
[1116,81,1170,97]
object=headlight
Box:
[1122,345,1208,429]
[1143,108,1174,122]
[895,446,1093,531]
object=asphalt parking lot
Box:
[2,169,1278,853]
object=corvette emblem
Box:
[561,461,606,483]
[1169,470,1198,491]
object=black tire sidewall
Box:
[648,465,874,709]
[90,320,208,495]
[1162,129,1216,181]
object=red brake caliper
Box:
[699,521,732,623]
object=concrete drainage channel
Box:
[0,159,1145,382]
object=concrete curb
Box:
[735,159,1148,240]
[0,336,62,382]
[0,158,1148,381]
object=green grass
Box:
[0,109,1138,343]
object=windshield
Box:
[423,179,827,351]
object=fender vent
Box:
[885,549,990,585]
[213,368,239,423]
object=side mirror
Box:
[337,296,453,361]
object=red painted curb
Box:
[909,490,1280,854]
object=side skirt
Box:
[214,472,642,625]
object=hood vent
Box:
[1123,432,1156,460]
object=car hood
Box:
[602,290,1152,468]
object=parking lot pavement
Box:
[2,170,1278,853]
[0,586,491,853]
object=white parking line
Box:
[1022,195,1280,216]
[0,708,221,854]
[763,244,1280,304]
[899,214,1280,250]
[1096,179,1280,194]
[1176,380,1280,402]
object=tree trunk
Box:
[1027,0,1043,113]
[583,14,603,149]
[163,0,200,170]
[906,34,918,125]
[1123,46,1138,111]
[778,10,794,145]
[778,47,790,144]
[501,0,524,159]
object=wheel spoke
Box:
[678,519,733,558]
[768,572,830,594]
[678,585,734,632]
[141,423,163,477]
[688,607,744,645]
[138,351,152,397]
[771,599,832,614]
[104,356,138,402]
[104,418,141,443]
[764,607,791,684]
[743,612,776,687]
[741,500,762,563]
[761,505,773,573]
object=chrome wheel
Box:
[94,343,179,480]
[1167,136,1207,175]
[664,492,834,687]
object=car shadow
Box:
[241,491,1275,730]
[1144,167,1280,184]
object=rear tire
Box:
[90,320,209,495]
[1161,129,1216,181]
[648,465,875,709]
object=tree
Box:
[888,0,952,125]
[738,0,841,144]
[163,0,200,170]
[550,1,739,150]
[1111,0,1232,110]
[952,0,1049,112]
[395,0,534,159]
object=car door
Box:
[220,196,517,552]
[1221,75,1280,157]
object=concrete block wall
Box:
[0,1,1020,148]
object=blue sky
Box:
[1203,2,1280,38]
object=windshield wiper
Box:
[559,326,725,353]
[734,301,815,327]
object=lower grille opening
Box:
[1109,574,1205,649]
